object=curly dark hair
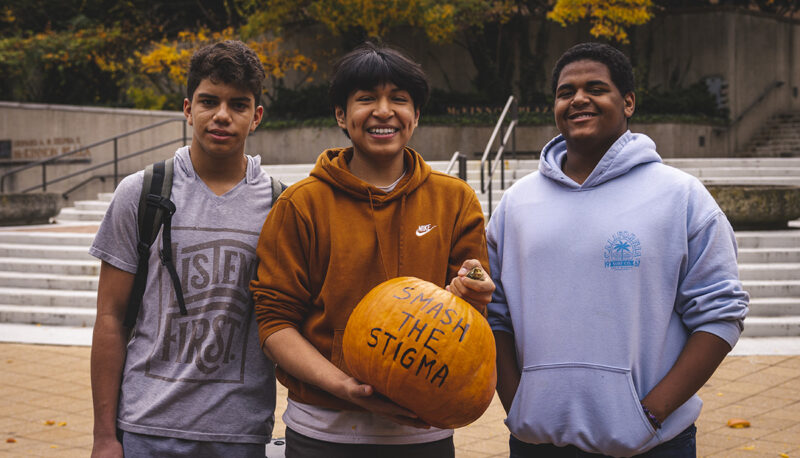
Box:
[186,40,266,104]
[551,42,634,96]
[329,41,429,112]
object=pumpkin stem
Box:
[466,266,485,280]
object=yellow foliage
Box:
[547,0,653,43]
[135,27,317,103]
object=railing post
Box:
[488,179,493,218]
[480,161,485,193]
[457,153,467,182]
[512,98,518,161]
[42,164,47,192]
[113,138,119,188]
[183,121,187,146]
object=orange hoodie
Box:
[252,146,489,410]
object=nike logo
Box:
[416,224,437,237]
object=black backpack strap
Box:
[125,158,186,328]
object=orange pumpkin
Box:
[343,276,497,429]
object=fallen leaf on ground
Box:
[741,445,755,450]
[727,418,751,428]
[5,438,16,443]
[57,422,67,427]
[43,420,55,426]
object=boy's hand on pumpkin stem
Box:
[446,259,495,311]
[339,377,431,429]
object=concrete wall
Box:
[0,102,185,203]
[248,122,724,164]
[282,9,798,155]
[0,100,725,206]
[640,10,800,153]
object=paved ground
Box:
[0,343,799,457]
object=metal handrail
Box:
[445,151,462,174]
[479,95,518,217]
[479,96,516,193]
[35,137,183,198]
[0,117,185,193]
[730,80,785,127]
[444,151,468,182]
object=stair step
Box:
[0,305,95,327]
[0,257,100,275]
[0,323,92,346]
[55,208,106,222]
[0,243,94,260]
[699,177,800,186]
[0,271,98,290]
[0,231,95,245]
[664,158,800,168]
[0,287,96,308]
[735,231,800,249]
[741,316,800,337]
[748,297,800,316]
[681,167,800,178]
[743,280,800,298]
[738,263,800,281]
[738,248,800,263]
[98,192,114,202]
[74,200,111,212]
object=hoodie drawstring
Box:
[397,194,406,277]
[367,188,391,281]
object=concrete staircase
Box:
[0,231,98,330]
[737,230,800,337]
[4,158,799,343]
[743,111,800,157]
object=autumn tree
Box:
[547,0,653,44]
[135,27,317,109]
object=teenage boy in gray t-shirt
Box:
[90,40,277,457]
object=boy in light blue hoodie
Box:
[487,42,748,457]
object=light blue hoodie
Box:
[486,131,748,457]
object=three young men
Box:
[90,41,277,457]
[90,37,748,458]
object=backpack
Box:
[123,157,287,328]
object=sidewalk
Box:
[0,343,798,457]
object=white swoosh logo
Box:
[416,225,437,237]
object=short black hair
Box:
[187,40,266,105]
[551,42,634,96]
[329,42,430,112]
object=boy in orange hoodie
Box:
[251,42,494,457]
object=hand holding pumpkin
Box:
[334,375,431,429]
[343,277,497,429]
[446,259,495,312]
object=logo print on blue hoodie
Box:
[604,231,641,270]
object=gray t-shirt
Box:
[90,146,276,444]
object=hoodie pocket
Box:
[506,362,660,457]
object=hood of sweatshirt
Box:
[309,146,431,203]
[308,146,432,282]
[538,131,662,189]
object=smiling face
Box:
[554,59,635,156]
[335,82,420,165]
[183,78,263,162]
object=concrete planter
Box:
[0,193,63,226]
[706,185,800,230]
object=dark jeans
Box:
[509,424,696,458]
[285,426,455,458]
